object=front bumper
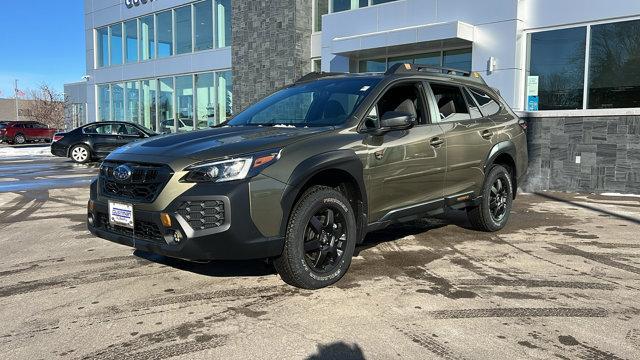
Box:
[87,180,284,261]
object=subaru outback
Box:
[88,64,528,289]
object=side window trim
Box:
[422,81,441,124]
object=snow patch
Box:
[0,145,53,158]
[600,192,640,198]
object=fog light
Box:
[160,213,172,228]
[166,230,183,245]
[88,213,95,227]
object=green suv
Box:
[88,64,528,289]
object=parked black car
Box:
[51,122,157,163]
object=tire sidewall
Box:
[287,190,357,288]
[481,165,513,231]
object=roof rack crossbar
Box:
[385,63,473,76]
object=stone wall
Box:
[522,115,640,194]
[231,0,312,112]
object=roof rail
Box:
[295,71,345,83]
[385,63,485,83]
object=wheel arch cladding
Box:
[485,141,518,198]
[280,150,368,243]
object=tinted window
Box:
[463,88,482,119]
[468,88,501,117]
[588,19,640,109]
[116,124,142,136]
[84,124,113,134]
[228,78,380,127]
[429,84,470,122]
[528,27,586,110]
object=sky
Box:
[0,0,85,99]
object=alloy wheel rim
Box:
[72,147,87,162]
[489,177,509,222]
[303,206,347,273]
[16,135,25,144]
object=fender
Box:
[279,150,368,241]
[484,140,518,196]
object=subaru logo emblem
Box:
[113,164,133,181]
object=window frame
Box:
[523,16,640,113]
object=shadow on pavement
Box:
[306,342,366,360]
[535,191,640,225]
[133,250,277,277]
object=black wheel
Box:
[70,144,91,164]
[274,185,357,289]
[14,134,26,145]
[467,165,513,232]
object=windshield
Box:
[0,124,6,130]
[227,77,381,127]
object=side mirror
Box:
[370,111,415,136]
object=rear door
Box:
[85,124,116,155]
[426,82,498,198]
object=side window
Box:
[365,82,427,129]
[117,125,142,136]
[87,124,113,134]
[463,88,483,119]
[429,83,471,122]
[468,88,501,117]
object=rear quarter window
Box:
[468,87,501,117]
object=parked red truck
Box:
[0,121,58,144]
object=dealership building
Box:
[75,0,640,193]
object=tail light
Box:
[52,135,64,142]
[518,119,528,131]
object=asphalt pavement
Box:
[1,154,640,359]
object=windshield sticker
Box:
[360,86,370,92]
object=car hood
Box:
[107,125,332,165]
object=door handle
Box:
[481,130,494,139]
[430,137,444,147]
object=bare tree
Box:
[26,84,66,129]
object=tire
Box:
[14,134,26,145]
[274,185,357,289]
[467,165,513,232]
[70,144,91,164]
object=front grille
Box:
[99,162,173,203]
[96,212,164,242]
[176,200,225,230]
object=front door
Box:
[363,81,447,222]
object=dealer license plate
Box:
[109,201,134,229]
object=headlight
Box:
[182,149,281,183]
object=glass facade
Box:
[125,20,138,63]
[314,0,328,32]
[175,6,192,55]
[97,71,232,133]
[195,0,214,51]
[95,1,231,68]
[527,28,586,110]
[110,24,123,66]
[358,49,472,73]
[330,0,400,13]
[588,19,640,109]
[157,10,174,58]
[140,16,155,61]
